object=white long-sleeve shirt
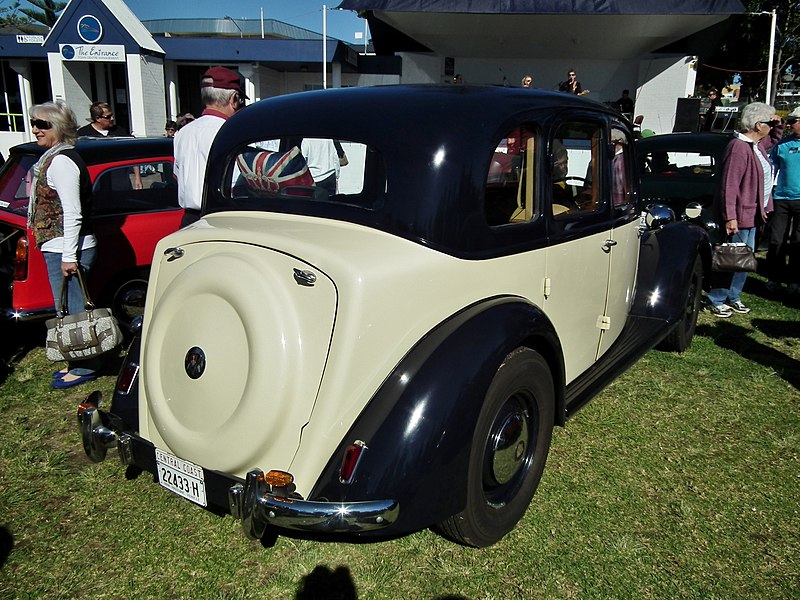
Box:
[39,154,96,262]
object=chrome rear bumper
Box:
[77,402,399,538]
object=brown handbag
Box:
[710,243,758,273]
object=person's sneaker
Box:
[766,281,783,293]
[707,303,733,318]
[726,301,751,314]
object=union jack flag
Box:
[236,146,315,195]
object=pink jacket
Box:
[719,126,782,228]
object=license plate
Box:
[155,448,207,507]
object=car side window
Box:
[485,124,538,226]
[551,122,605,218]
[92,161,178,216]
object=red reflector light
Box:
[14,236,28,280]
[339,440,367,484]
[115,362,140,396]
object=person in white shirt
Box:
[301,138,340,195]
[173,66,246,226]
[28,100,99,388]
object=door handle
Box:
[602,239,617,253]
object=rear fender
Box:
[309,297,563,536]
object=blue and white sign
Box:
[60,44,125,62]
[77,14,103,44]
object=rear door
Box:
[543,119,612,382]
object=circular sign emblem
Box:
[61,45,75,60]
[184,347,207,380]
[77,15,103,44]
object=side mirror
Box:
[645,204,676,230]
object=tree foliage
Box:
[697,0,800,105]
[0,1,28,27]
[19,0,65,28]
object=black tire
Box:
[102,268,150,332]
[659,256,703,352]
[437,347,554,547]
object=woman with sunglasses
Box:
[707,102,782,318]
[29,100,99,388]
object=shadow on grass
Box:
[293,563,468,600]
[0,321,44,387]
[697,321,800,391]
[0,525,12,569]
[744,277,800,310]
[295,565,358,599]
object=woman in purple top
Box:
[707,102,782,317]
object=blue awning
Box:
[337,1,746,14]
[337,0,746,57]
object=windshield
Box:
[0,154,37,216]
[214,137,386,212]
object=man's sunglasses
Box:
[30,119,53,130]
[759,120,781,128]
[99,114,114,119]
[787,118,798,125]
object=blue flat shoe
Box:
[52,369,69,379]
[51,374,96,389]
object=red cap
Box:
[202,66,247,98]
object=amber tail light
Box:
[14,236,28,281]
[339,440,367,484]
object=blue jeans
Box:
[43,247,100,375]
[707,227,756,306]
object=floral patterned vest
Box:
[30,149,92,247]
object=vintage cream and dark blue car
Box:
[78,85,708,547]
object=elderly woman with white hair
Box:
[707,102,782,317]
[28,100,98,387]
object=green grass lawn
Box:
[1,284,798,599]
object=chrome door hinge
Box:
[596,315,611,330]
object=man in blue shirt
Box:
[768,108,800,295]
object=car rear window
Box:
[0,154,37,216]
[217,138,386,211]
[640,150,715,176]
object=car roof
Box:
[10,136,173,164]
[209,84,627,258]
[636,132,733,155]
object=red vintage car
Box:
[0,137,181,328]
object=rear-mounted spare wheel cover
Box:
[143,247,335,472]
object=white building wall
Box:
[352,73,400,87]
[398,53,442,84]
[635,55,698,135]
[62,62,93,121]
[259,67,282,99]
[126,54,165,137]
